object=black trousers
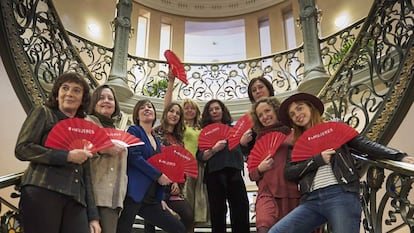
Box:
[145,198,194,233]
[116,196,185,233]
[20,186,90,233]
[205,167,250,233]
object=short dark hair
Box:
[46,72,91,118]
[132,99,157,126]
[201,99,232,127]
[88,85,121,118]
[247,75,275,103]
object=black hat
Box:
[279,93,324,127]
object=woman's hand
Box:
[99,141,125,156]
[401,156,414,164]
[67,149,93,164]
[258,155,274,173]
[167,68,175,82]
[161,200,179,218]
[89,220,101,233]
[240,129,253,146]
[212,139,227,153]
[321,148,336,164]
[158,174,172,186]
[170,183,180,195]
[161,200,169,210]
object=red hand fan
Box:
[198,123,232,150]
[247,131,287,173]
[148,146,198,183]
[291,122,359,162]
[162,146,198,178]
[45,118,114,153]
[164,50,188,84]
[104,128,144,147]
[227,113,254,150]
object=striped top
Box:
[311,164,338,191]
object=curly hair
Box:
[251,96,281,131]
[45,72,91,118]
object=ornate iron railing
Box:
[68,18,365,101]
[318,0,414,144]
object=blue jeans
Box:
[268,185,361,233]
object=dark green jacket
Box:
[15,106,99,221]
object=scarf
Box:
[92,112,115,128]
[256,122,291,140]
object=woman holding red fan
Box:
[86,85,127,233]
[116,99,185,233]
[240,75,275,156]
[248,96,301,233]
[15,72,101,233]
[268,93,414,233]
[165,72,210,226]
[148,102,194,233]
[197,99,250,233]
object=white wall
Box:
[0,57,28,176]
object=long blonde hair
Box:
[181,99,201,130]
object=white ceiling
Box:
[135,0,285,18]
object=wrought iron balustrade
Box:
[68,19,365,101]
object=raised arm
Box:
[164,69,175,107]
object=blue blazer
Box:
[126,125,164,202]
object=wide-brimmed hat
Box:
[279,93,324,127]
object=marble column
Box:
[297,0,329,95]
[107,0,133,100]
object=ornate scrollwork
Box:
[367,166,385,190]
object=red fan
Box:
[291,122,359,162]
[227,113,254,150]
[104,128,144,147]
[247,131,287,173]
[164,49,188,84]
[148,146,198,183]
[45,118,114,153]
[162,146,198,178]
[198,123,232,150]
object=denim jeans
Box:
[268,185,361,233]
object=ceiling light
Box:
[334,14,350,30]
[87,23,101,38]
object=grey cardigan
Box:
[86,115,128,210]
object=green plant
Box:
[330,38,355,70]
[143,78,168,97]
[329,38,374,71]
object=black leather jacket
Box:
[15,106,99,221]
[285,135,407,200]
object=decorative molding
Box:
[135,0,284,18]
